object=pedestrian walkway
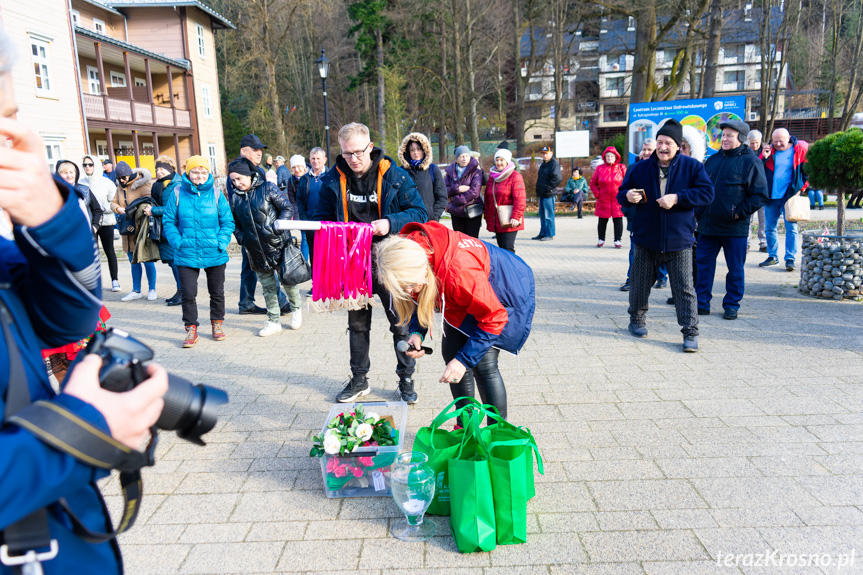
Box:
[101,216,863,574]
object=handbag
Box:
[785,192,810,222]
[491,181,514,227]
[147,215,162,242]
[466,203,483,219]
[278,236,311,285]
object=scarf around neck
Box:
[489,162,515,182]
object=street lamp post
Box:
[315,49,331,168]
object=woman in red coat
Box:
[483,148,526,253]
[589,145,626,248]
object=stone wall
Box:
[799,231,863,300]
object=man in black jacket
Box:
[533,145,562,241]
[696,120,768,320]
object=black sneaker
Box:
[239,305,267,315]
[683,336,699,353]
[785,260,796,272]
[280,304,292,316]
[531,235,545,241]
[620,280,631,292]
[759,246,768,253]
[723,308,738,320]
[698,308,710,316]
[336,375,370,403]
[666,297,675,305]
[654,278,667,289]
[628,322,648,338]
[759,257,779,267]
[398,376,418,404]
[166,291,182,306]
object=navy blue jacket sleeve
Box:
[312,178,338,222]
[431,166,447,221]
[384,171,428,232]
[674,161,715,209]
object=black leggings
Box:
[451,215,482,238]
[598,217,623,242]
[495,231,517,253]
[442,323,507,423]
[96,225,118,281]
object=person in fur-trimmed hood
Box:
[398,132,447,222]
[110,161,157,302]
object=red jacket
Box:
[590,146,626,218]
[483,165,526,233]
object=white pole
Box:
[273,220,322,231]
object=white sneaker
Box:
[147,289,157,301]
[596,240,605,248]
[121,291,143,302]
[111,280,121,292]
[290,308,303,330]
[258,321,282,337]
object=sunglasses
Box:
[82,163,94,167]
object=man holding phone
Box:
[617,119,714,353]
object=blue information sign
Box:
[627,96,746,164]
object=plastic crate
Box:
[318,400,407,498]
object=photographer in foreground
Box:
[0,32,167,574]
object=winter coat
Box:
[402,221,535,368]
[535,157,563,198]
[149,172,182,262]
[590,146,626,218]
[110,167,152,253]
[697,144,769,236]
[162,174,235,269]
[230,173,294,273]
[81,156,117,227]
[483,164,526,233]
[617,152,715,253]
[562,175,588,202]
[286,175,301,220]
[132,206,160,263]
[296,168,328,221]
[312,148,428,231]
[0,177,119,574]
[764,136,809,202]
[444,157,483,218]
[398,132,447,221]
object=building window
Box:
[744,2,753,21]
[70,10,80,26]
[196,24,206,58]
[627,16,635,31]
[725,44,745,63]
[86,66,101,94]
[134,78,146,87]
[208,143,218,173]
[603,104,626,122]
[96,140,109,158]
[527,81,542,97]
[29,38,52,95]
[110,71,126,87]
[606,76,624,96]
[44,139,63,171]
[201,83,212,118]
[93,18,106,34]
[724,70,745,90]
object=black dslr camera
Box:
[86,328,228,446]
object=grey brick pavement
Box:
[99,215,863,574]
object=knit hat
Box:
[497,140,510,150]
[454,145,470,159]
[494,148,513,163]
[185,155,210,175]
[227,158,255,177]
[290,154,305,168]
[656,119,683,147]
[114,161,132,178]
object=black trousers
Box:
[451,215,482,238]
[495,231,517,253]
[442,323,506,423]
[178,264,226,327]
[347,268,415,378]
[629,244,698,337]
[598,217,623,242]
[303,230,315,266]
[96,225,118,281]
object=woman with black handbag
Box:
[228,157,305,337]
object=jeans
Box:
[443,323,506,424]
[495,231,517,253]
[256,270,302,323]
[451,215,482,238]
[178,264,226,326]
[808,190,824,208]
[96,225,118,281]
[126,252,156,292]
[765,198,798,263]
[695,235,748,311]
[300,231,310,263]
[347,268,415,378]
[627,236,667,281]
[538,196,556,237]
[629,244,698,337]
[239,247,288,310]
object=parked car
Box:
[515,157,535,171]
[589,155,604,170]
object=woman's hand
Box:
[142,205,152,216]
[458,185,469,193]
[509,218,520,227]
[405,334,425,359]
[440,358,467,385]
[116,206,126,215]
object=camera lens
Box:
[155,375,229,445]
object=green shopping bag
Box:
[448,412,497,553]
[481,423,543,500]
[413,397,483,516]
[486,437,543,545]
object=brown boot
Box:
[211,320,226,341]
[182,325,198,348]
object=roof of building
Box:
[79,0,125,17]
[75,25,191,69]
[107,0,235,30]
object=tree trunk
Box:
[439,16,448,161]
[631,1,658,103]
[838,187,846,236]
[702,0,722,98]
[839,0,863,131]
[551,0,563,135]
[451,0,465,145]
[466,0,480,150]
[514,0,526,156]
[376,26,386,150]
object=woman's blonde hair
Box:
[156,155,176,169]
[375,235,438,329]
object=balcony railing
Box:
[83,93,191,128]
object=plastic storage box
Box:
[319,400,408,498]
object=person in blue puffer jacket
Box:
[162,156,235,348]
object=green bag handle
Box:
[427,397,484,446]
[454,408,487,460]
[487,438,545,475]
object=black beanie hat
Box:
[497,140,510,150]
[656,119,683,147]
[227,157,255,177]
[114,161,133,178]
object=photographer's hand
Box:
[63,355,168,449]
[0,117,64,227]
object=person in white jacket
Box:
[81,154,121,291]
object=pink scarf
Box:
[488,161,516,182]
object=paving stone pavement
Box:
[99,216,863,575]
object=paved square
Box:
[101,215,863,574]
